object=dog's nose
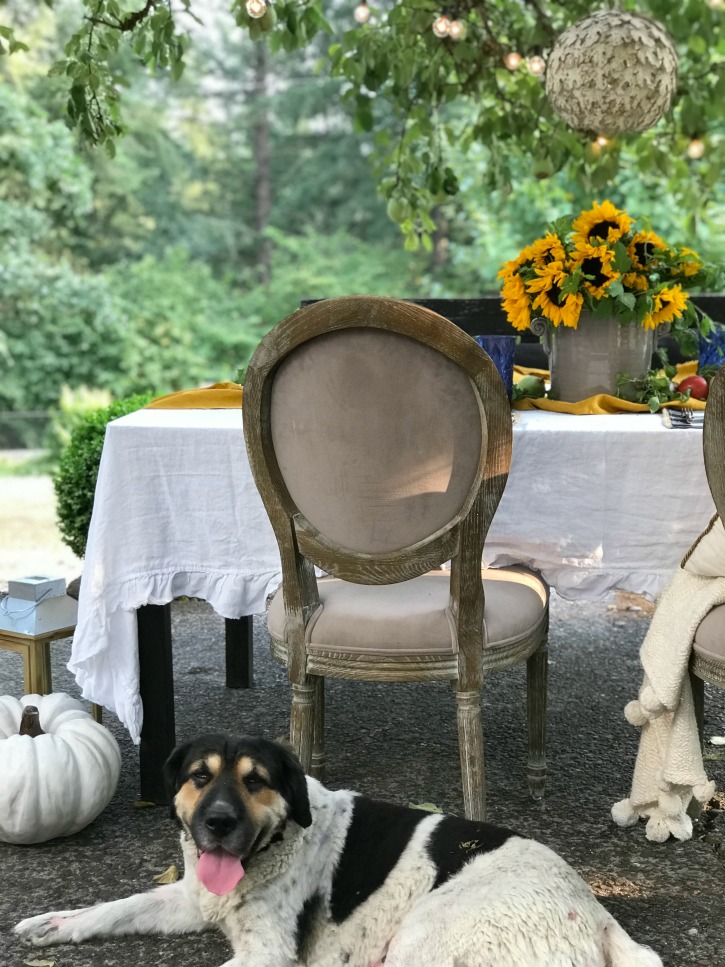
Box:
[204,804,238,838]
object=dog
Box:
[15,733,662,966]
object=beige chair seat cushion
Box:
[267,567,548,657]
[694,604,725,663]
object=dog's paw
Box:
[14,910,80,946]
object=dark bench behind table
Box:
[302,294,725,368]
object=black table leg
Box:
[138,603,175,803]
[224,616,254,689]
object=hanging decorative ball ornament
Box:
[353,0,371,24]
[545,10,678,135]
[245,0,267,18]
[432,14,450,38]
[448,19,466,41]
[503,51,523,71]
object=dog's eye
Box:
[190,770,212,787]
[244,772,267,792]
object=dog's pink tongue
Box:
[197,848,245,895]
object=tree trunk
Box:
[253,43,272,285]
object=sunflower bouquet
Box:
[499,201,720,352]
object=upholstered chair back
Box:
[269,327,485,555]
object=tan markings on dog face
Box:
[235,756,285,821]
[174,753,224,826]
[236,756,271,782]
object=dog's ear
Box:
[274,741,312,828]
[163,739,195,820]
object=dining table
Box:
[69,405,716,801]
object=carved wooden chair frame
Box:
[690,365,725,741]
[244,295,547,819]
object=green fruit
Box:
[259,6,277,30]
[515,375,546,398]
[387,197,412,224]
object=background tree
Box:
[3,0,722,255]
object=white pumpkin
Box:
[0,692,121,844]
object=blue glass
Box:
[698,324,725,371]
[475,334,516,401]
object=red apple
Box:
[677,375,709,401]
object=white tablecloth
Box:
[69,408,715,742]
[485,410,715,600]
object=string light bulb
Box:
[707,0,724,9]
[353,0,371,24]
[595,135,609,147]
[432,14,450,38]
[245,0,266,18]
[504,51,523,70]
[687,138,706,159]
[448,19,466,41]
[527,54,546,75]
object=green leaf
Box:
[611,241,631,275]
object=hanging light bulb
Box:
[448,19,466,41]
[353,0,371,24]
[687,138,706,159]
[245,0,266,18]
[527,54,546,75]
[707,0,724,9]
[432,14,450,38]
[503,51,523,71]
[595,135,609,147]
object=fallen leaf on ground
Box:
[133,800,157,808]
[153,864,179,883]
[24,959,55,966]
[709,736,725,746]
[409,802,443,813]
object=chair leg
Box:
[690,669,705,751]
[310,675,325,781]
[290,681,315,774]
[455,688,485,821]
[527,642,548,801]
[687,671,706,822]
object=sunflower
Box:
[570,242,620,299]
[623,272,648,292]
[500,271,532,331]
[650,285,689,326]
[673,246,702,278]
[525,261,583,328]
[498,243,536,279]
[529,233,566,267]
[572,201,633,247]
[627,230,668,271]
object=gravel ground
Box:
[0,594,723,967]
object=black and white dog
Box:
[16,734,662,966]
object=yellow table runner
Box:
[146,381,243,409]
[512,361,706,414]
[144,364,706,414]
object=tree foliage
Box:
[2,0,723,250]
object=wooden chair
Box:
[243,296,549,820]
[690,364,725,740]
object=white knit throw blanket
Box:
[611,568,724,842]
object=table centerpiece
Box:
[499,201,721,402]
